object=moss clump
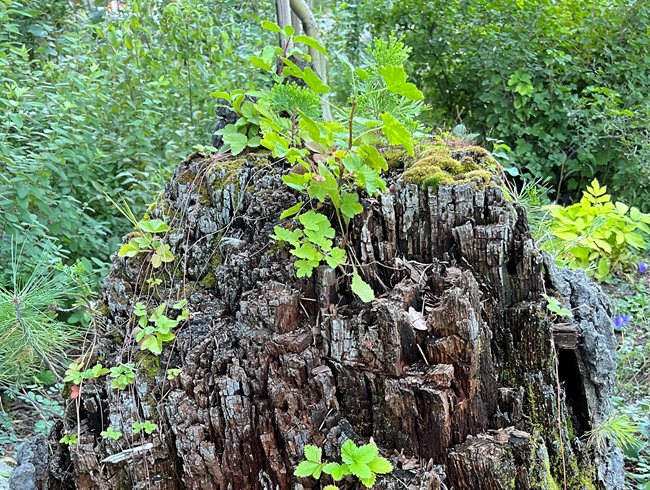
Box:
[383,147,412,170]
[209,157,247,189]
[402,142,495,190]
[200,272,216,289]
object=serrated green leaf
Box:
[223,132,248,156]
[325,247,346,268]
[140,334,162,355]
[308,163,339,206]
[379,65,424,100]
[282,172,311,191]
[302,67,330,94]
[368,456,393,474]
[359,144,388,172]
[360,472,376,488]
[138,219,169,234]
[341,439,357,464]
[304,445,322,463]
[299,210,330,232]
[294,459,321,477]
[280,202,304,220]
[381,112,414,155]
[352,271,375,303]
[323,462,349,481]
[118,241,140,257]
[355,443,379,464]
[341,192,363,223]
[295,259,320,278]
[151,243,174,268]
[349,462,372,479]
[271,226,303,247]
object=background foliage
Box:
[364,0,650,208]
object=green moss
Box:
[137,353,161,380]
[209,157,247,189]
[200,272,216,289]
[402,142,495,190]
[383,147,411,170]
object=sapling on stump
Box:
[27,145,623,490]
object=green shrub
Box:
[364,0,650,209]
[540,179,650,281]
[0,0,271,283]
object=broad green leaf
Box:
[118,241,140,258]
[299,210,331,232]
[271,226,303,247]
[302,67,330,94]
[341,192,363,223]
[379,65,424,100]
[250,56,272,72]
[308,163,339,206]
[172,299,187,310]
[381,113,414,155]
[341,439,357,465]
[294,460,322,478]
[151,243,174,268]
[352,271,375,303]
[223,133,248,156]
[282,172,311,191]
[261,132,289,157]
[323,462,349,481]
[138,219,169,234]
[283,24,295,37]
[280,202,304,220]
[295,259,320,278]
[355,443,378,464]
[304,445,322,463]
[360,472,376,488]
[349,462,372,479]
[140,334,162,355]
[359,144,388,172]
[261,20,282,33]
[294,35,329,56]
[368,457,393,474]
[325,247,346,269]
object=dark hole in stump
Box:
[558,348,591,435]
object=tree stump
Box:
[32,147,623,489]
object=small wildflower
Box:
[639,261,647,274]
[613,314,632,329]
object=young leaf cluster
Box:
[118,219,175,269]
[133,300,189,355]
[215,21,425,302]
[294,440,393,489]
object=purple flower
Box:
[613,314,632,328]
[640,261,647,274]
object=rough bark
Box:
[27,147,622,489]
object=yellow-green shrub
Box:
[542,179,650,281]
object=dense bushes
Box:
[365,0,650,208]
[0,0,270,282]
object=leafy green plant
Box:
[109,363,136,390]
[541,179,650,281]
[118,219,175,268]
[132,420,158,435]
[166,368,181,380]
[544,295,572,318]
[133,300,189,355]
[63,362,110,385]
[59,433,78,446]
[100,427,123,440]
[216,22,424,302]
[294,440,393,488]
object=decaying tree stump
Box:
[27,146,623,489]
